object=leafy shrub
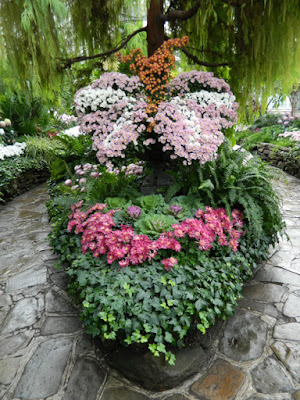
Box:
[251,113,282,130]
[0,90,51,136]
[236,126,293,150]
[24,135,67,165]
[166,142,285,243]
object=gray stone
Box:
[1,297,39,334]
[0,357,20,385]
[75,335,94,356]
[41,316,82,335]
[251,357,293,394]
[274,323,300,341]
[6,267,47,292]
[0,387,7,399]
[289,256,300,275]
[283,294,300,317]
[164,395,189,400]
[242,283,287,303]
[256,267,300,286]
[45,290,77,313]
[0,331,33,357]
[272,341,300,382]
[0,294,12,308]
[101,388,149,400]
[190,358,245,400]
[63,357,106,400]
[107,325,219,391]
[294,390,300,399]
[14,337,73,399]
[219,309,268,361]
[237,298,278,318]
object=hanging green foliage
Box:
[0,0,299,114]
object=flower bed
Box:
[47,38,285,368]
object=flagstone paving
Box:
[0,174,300,400]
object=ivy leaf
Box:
[165,332,173,343]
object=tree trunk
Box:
[147,0,165,56]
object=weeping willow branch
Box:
[58,26,147,68]
[181,47,229,67]
[161,2,201,22]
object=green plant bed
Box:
[0,156,48,202]
[47,144,284,366]
[235,125,294,151]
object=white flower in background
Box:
[59,126,84,137]
[0,128,4,135]
[0,142,26,160]
[4,118,11,126]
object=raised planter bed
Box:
[253,142,300,179]
[1,167,50,204]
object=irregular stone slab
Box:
[237,298,278,318]
[283,294,300,317]
[272,341,300,382]
[101,388,149,400]
[18,210,42,220]
[45,290,77,313]
[251,357,293,394]
[49,271,69,290]
[274,323,300,341]
[242,283,287,302]
[1,297,39,334]
[289,256,300,275]
[0,357,20,384]
[0,293,12,308]
[269,251,298,269]
[14,337,73,399]
[247,396,291,400]
[75,335,94,356]
[219,310,268,361]
[190,358,245,400]
[0,331,33,357]
[63,357,106,400]
[256,267,300,286]
[107,326,218,391]
[0,309,7,326]
[41,316,82,335]
[6,267,47,292]
[165,395,189,400]
[294,390,300,399]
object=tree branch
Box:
[58,26,147,68]
[181,47,229,67]
[161,1,201,22]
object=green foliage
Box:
[0,127,17,145]
[48,203,271,363]
[137,194,165,212]
[236,126,295,151]
[0,156,47,201]
[1,0,299,113]
[50,135,97,181]
[177,0,300,116]
[168,141,285,243]
[0,90,51,136]
[251,113,284,130]
[23,135,67,166]
[134,213,177,239]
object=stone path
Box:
[0,174,300,400]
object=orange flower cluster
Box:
[119,37,189,104]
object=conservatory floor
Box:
[0,174,300,400]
